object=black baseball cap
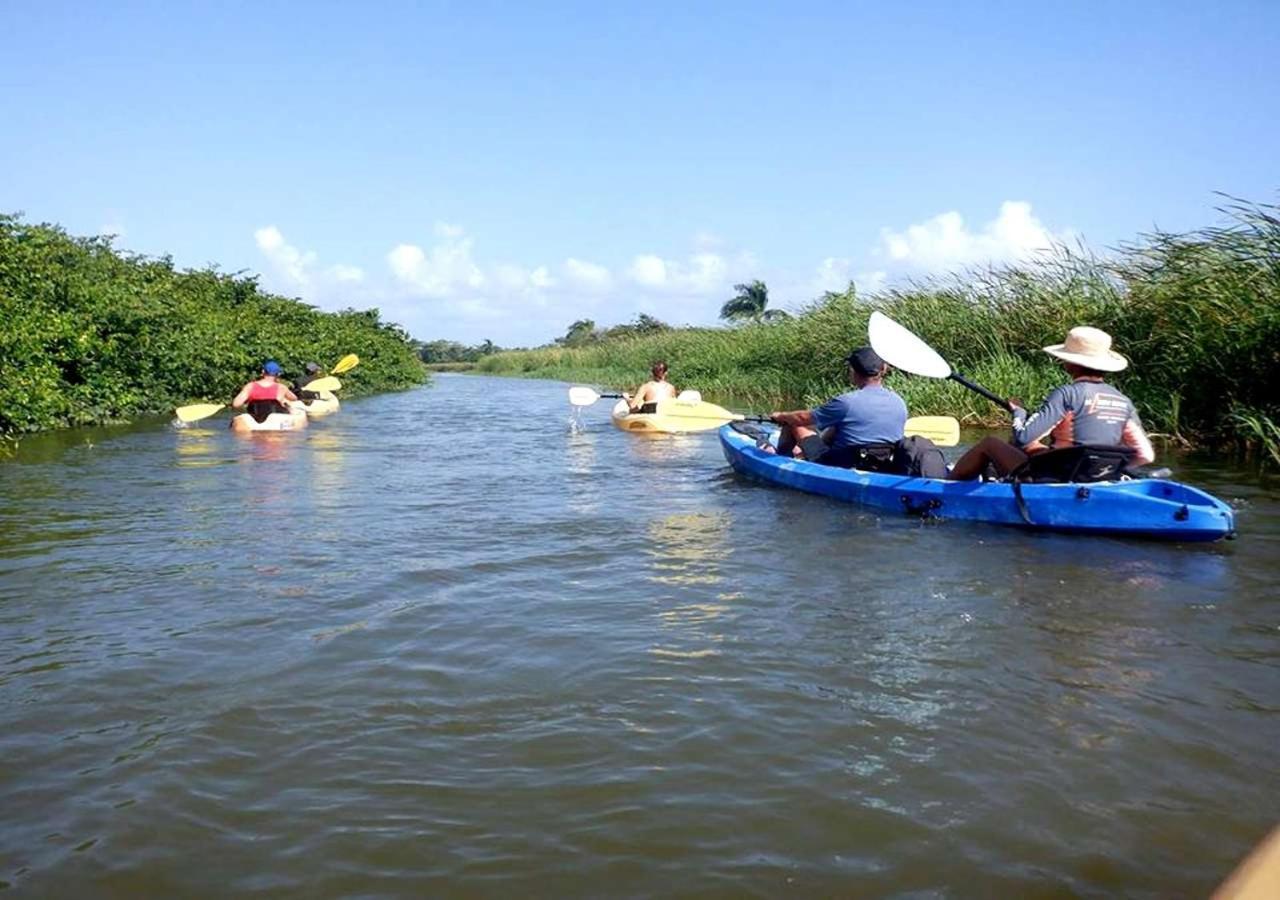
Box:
[845,346,886,377]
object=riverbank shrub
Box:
[477,199,1280,452]
[0,215,427,435]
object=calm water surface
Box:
[1,374,1277,897]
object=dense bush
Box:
[478,199,1280,452]
[0,215,427,435]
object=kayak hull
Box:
[610,399,735,434]
[230,410,309,433]
[288,391,340,417]
[719,425,1236,541]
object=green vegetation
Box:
[720,279,790,323]
[1,214,426,436]
[479,199,1280,456]
[417,338,500,367]
[555,314,672,348]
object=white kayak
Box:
[288,390,340,417]
[229,409,309,432]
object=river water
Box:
[1,374,1277,897]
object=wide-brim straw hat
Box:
[1043,326,1128,372]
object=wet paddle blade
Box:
[569,386,602,406]
[175,403,226,423]
[305,376,341,393]
[868,311,953,379]
[331,354,359,375]
[904,415,960,447]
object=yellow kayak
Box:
[610,396,739,434]
[288,390,340,417]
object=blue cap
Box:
[263,360,282,375]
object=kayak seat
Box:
[247,399,289,423]
[1007,444,1137,484]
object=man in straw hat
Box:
[948,326,1155,480]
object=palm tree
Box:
[720,280,769,321]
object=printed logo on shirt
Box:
[1085,392,1130,423]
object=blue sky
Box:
[3,1,1277,346]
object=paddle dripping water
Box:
[0,374,1276,896]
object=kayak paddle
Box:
[175,402,228,423]
[868,310,1014,412]
[568,386,623,406]
[331,354,359,375]
[569,386,960,445]
[302,375,341,393]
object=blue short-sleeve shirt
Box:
[811,385,908,447]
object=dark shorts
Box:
[801,435,898,471]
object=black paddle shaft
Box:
[949,373,1014,413]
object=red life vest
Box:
[247,381,280,402]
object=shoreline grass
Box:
[478,198,1280,457]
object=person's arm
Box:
[628,383,652,411]
[280,385,299,403]
[231,384,251,408]
[1010,387,1069,448]
[1122,414,1156,466]
[770,409,815,427]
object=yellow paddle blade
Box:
[331,354,359,375]
[304,376,341,393]
[904,415,960,447]
[175,403,226,423]
[653,398,744,422]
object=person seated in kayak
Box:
[232,361,300,423]
[767,347,907,466]
[292,362,324,401]
[623,361,678,414]
[947,326,1156,480]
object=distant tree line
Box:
[416,338,499,364]
[556,313,672,347]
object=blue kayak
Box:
[719,425,1236,541]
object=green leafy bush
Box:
[0,215,427,435]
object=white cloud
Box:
[329,264,365,283]
[628,254,668,288]
[876,201,1066,271]
[387,224,485,297]
[256,225,318,287]
[564,257,612,291]
[624,250,739,295]
[254,225,366,292]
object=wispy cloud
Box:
[255,225,364,291]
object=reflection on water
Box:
[646,511,734,659]
[646,511,729,587]
[565,429,600,515]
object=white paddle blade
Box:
[568,386,602,406]
[868,311,952,379]
[676,389,702,402]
